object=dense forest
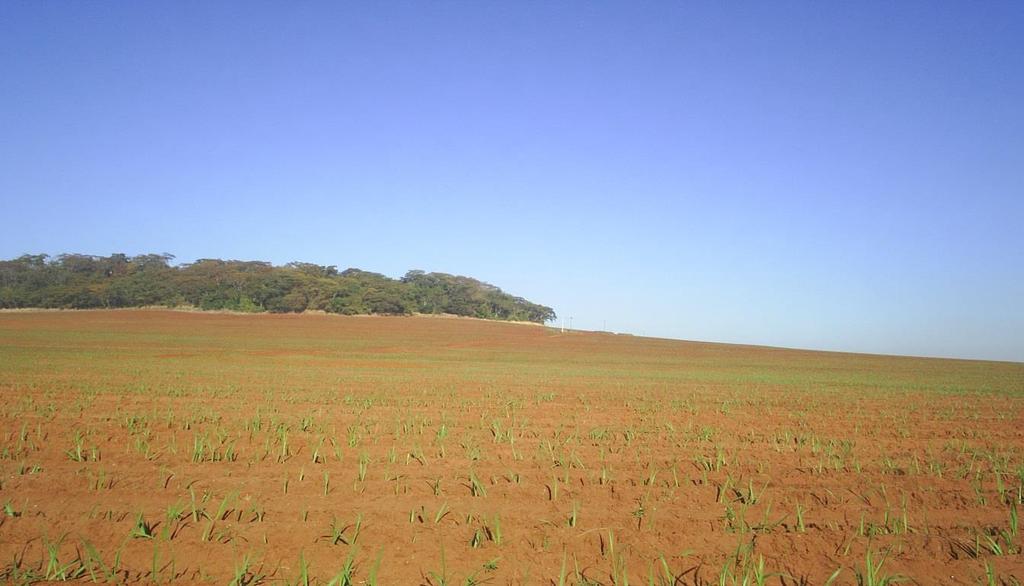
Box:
[0,253,556,323]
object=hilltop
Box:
[0,253,555,323]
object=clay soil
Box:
[1,310,1022,584]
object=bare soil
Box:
[0,310,1022,584]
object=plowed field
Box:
[1,310,1022,584]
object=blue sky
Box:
[2,2,1022,361]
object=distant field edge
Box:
[1,307,1022,367]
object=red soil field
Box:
[1,310,1022,584]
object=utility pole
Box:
[569,316,573,330]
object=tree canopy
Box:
[0,253,556,323]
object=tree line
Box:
[0,253,556,323]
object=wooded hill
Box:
[0,254,556,323]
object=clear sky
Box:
[2,2,1022,362]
